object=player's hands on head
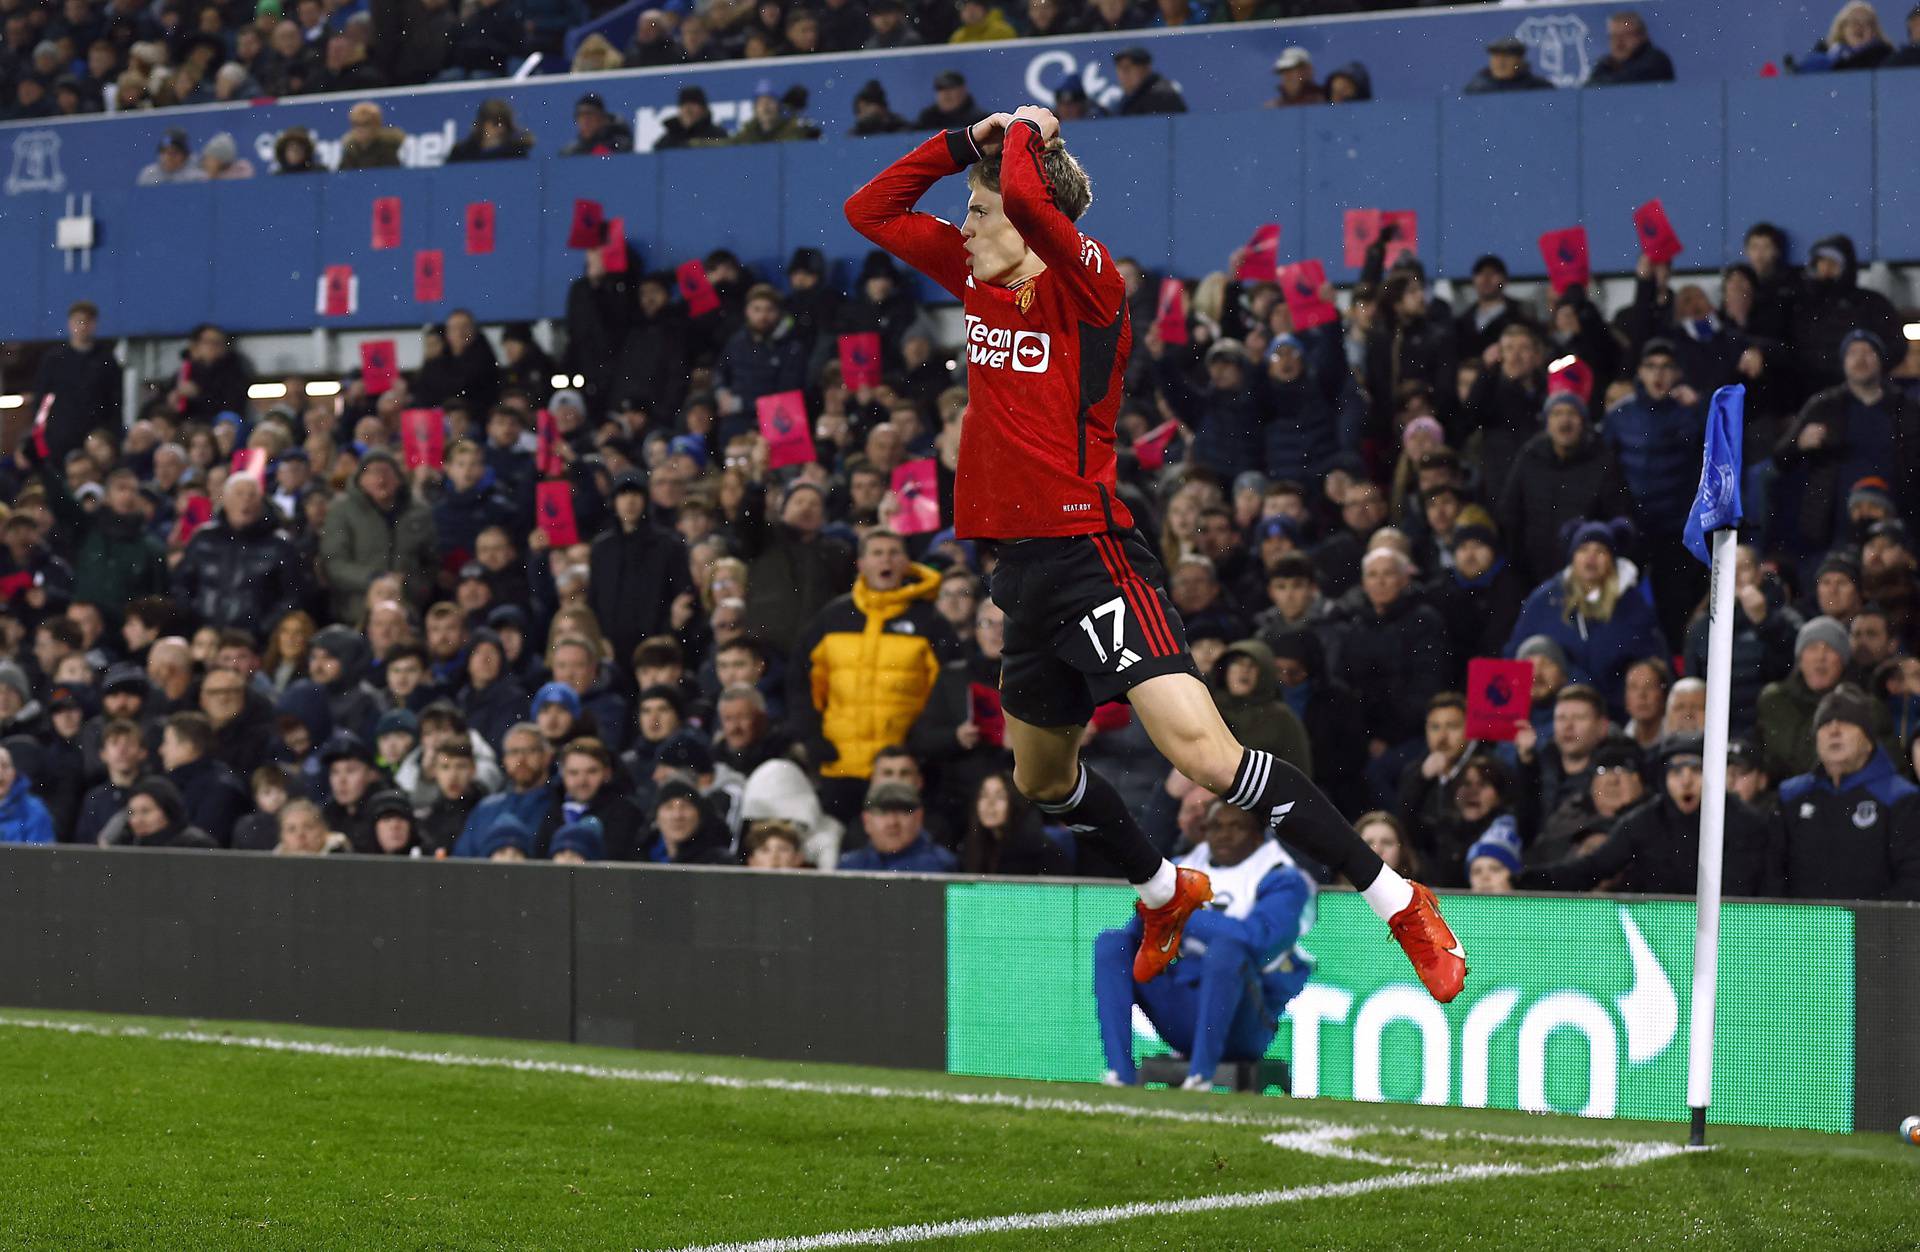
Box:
[1010,105,1060,141]
[970,112,1013,147]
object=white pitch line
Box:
[0,1015,1323,1133]
[0,1015,1693,1252]
[652,1142,1687,1252]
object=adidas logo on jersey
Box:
[1268,801,1295,828]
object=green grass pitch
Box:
[1,1010,1913,1250]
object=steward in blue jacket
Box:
[1095,802,1315,1088]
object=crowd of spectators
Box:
[6,103,1920,899]
[12,0,1920,128]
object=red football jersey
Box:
[845,124,1135,541]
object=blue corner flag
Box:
[1683,385,1745,565]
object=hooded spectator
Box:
[1207,639,1312,777]
[307,625,383,742]
[118,776,217,849]
[448,98,534,162]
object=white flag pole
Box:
[1686,521,1738,1147]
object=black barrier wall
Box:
[0,847,948,1066]
[0,846,574,1040]
[572,869,947,1068]
[0,846,1913,1133]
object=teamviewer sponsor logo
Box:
[965,315,1050,372]
[1011,331,1050,373]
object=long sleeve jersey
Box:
[845,123,1135,540]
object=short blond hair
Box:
[969,135,1093,222]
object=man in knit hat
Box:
[1768,684,1920,900]
[1498,391,1633,587]
[1431,509,1525,666]
[1755,616,1893,779]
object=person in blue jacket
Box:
[0,744,53,844]
[1094,800,1315,1090]
[1505,518,1669,717]
[453,723,555,857]
[838,781,957,874]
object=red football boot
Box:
[1133,868,1214,983]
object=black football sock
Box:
[1226,749,1386,889]
[1031,765,1164,885]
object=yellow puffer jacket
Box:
[794,563,954,780]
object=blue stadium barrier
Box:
[0,2,1841,191]
[2,69,1917,343]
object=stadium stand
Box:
[0,2,1917,904]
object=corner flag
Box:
[1683,385,1745,564]
[1682,382,1745,1147]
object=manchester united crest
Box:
[1016,283,1035,315]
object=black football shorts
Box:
[988,528,1199,728]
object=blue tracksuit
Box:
[1094,840,1315,1084]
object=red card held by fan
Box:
[1154,278,1188,345]
[401,408,446,470]
[677,259,721,316]
[319,264,354,317]
[599,217,629,274]
[1133,419,1179,471]
[359,339,398,395]
[371,196,401,250]
[891,459,941,535]
[28,392,53,458]
[535,480,579,547]
[1279,259,1338,331]
[757,391,816,469]
[414,249,444,303]
[838,333,883,390]
[230,448,267,484]
[1343,209,1417,268]
[535,409,565,477]
[465,201,495,255]
[1539,226,1591,294]
[1632,199,1684,264]
[1548,355,1594,405]
[170,495,214,547]
[1234,223,1281,283]
[566,199,605,249]
[1466,657,1536,741]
